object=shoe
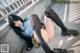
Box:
[54,48,67,53]
[32,35,40,48]
[62,29,79,36]
[26,42,33,51]
[26,47,31,51]
[26,47,32,51]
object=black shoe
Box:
[26,43,33,51]
[26,46,33,51]
[62,29,79,36]
[54,48,67,53]
[26,47,31,51]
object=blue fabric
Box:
[21,16,33,37]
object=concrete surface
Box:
[0,0,80,53]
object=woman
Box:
[8,15,34,51]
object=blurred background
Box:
[0,0,80,53]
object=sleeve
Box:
[24,17,27,21]
[24,16,31,21]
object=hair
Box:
[8,14,23,28]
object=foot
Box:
[62,29,79,36]
[32,35,40,48]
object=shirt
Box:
[21,16,33,37]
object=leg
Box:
[40,16,55,43]
[25,37,33,51]
[32,15,55,43]
[45,9,79,36]
[31,14,54,53]
[32,15,68,53]
[45,9,67,31]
